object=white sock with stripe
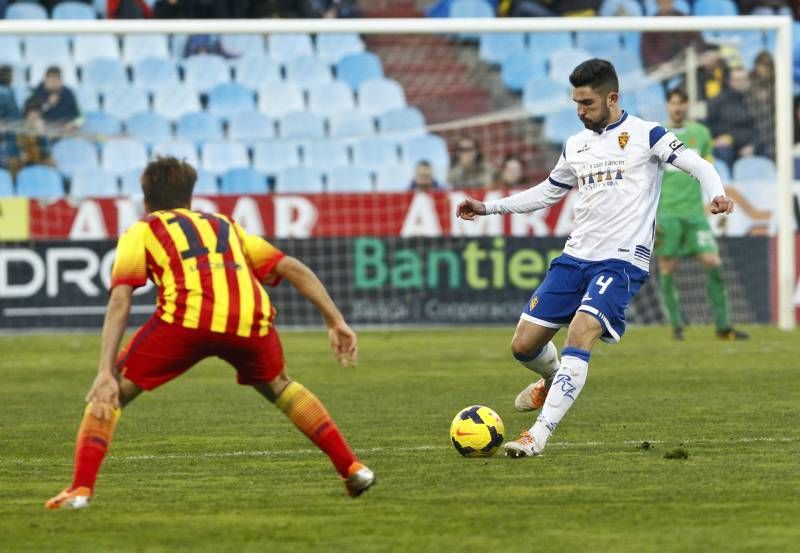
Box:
[512,341,559,383]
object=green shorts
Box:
[655,214,718,257]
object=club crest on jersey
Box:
[529,296,539,311]
[618,132,630,149]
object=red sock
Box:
[276,382,357,477]
[71,404,120,491]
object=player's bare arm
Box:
[272,256,357,367]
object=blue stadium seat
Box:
[598,0,643,16]
[693,0,738,16]
[74,85,100,112]
[501,50,548,92]
[315,33,365,64]
[23,35,71,65]
[275,167,324,193]
[70,169,119,198]
[153,84,201,120]
[126,111,172,143]
[632,83,667,122]
[16,165,64,198]
[358,78,406,117]
[575,32,623,53]
[526,32,573,57]
[353,138,400,169]
[268,33,313,64]
[548,48,593,85]
[336,52,384,91]
[194,170,219,195]
[201,140,250,174]
[622,31,642,53]
[0,36,23,64]
[401,135,449,175]
[176,112,224,144]
[6,2,47,19]
[0,168,13,196]
[285,55,333,89]
[182,54,231,94]
[102,86,149,120]
[82,111,123,136]
[375,164,414,192]
[713,158,732,183]
[52,2,97,19]
[207,82,256,120]
[449,0,494,38]
[52,137,99,177]
[732,156,776,182]
[82,58,128,93]
[326,166,372,192]
[479,33,526,64]
[544,108,585,144]
[605,48,644,80]
[122,35,170,64]
[257,81,305,118]
[329,110,375,139]
[252,140,301,175]
[738,32,769,70]
[279,111,325,140]
[227,111,275,142]
[74,35,121,65]
[233,56,282,90]
[523,78,570,116]
[305,140,349,169]
[30,61,78,88]
[151,139,199,167]
[220,34,266,58]
[120,169,143,196]
[133,57,180,93]
[644,0,689,14]
[219,168,268,195]
[102,138,148,174]
[378,106,426,139]
[308,81,355,116]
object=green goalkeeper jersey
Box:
[658,121,714,218]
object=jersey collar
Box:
[603,110,627,133]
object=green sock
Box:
[706,267,729,331]
[659,273,683,329]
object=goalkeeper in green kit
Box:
[656,88,749,341]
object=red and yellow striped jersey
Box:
[111,208,285,337]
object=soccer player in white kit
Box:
[457,59,735,457]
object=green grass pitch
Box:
[1,326,798,552]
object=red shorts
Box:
[116,316,285,390]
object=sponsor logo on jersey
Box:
[618,132,630,149]
[577,143,590,153]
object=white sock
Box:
[529,347,590,452]
[513,341,560,383]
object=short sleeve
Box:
[547,148,578,189]
[233,221,286,286]
[111,222,148,289]
[649,125,686,164]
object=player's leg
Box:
[654,217,685,338]
[511,319,559,412]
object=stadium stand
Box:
[353,138,400,170]
[233,56,282,90]
[133,57,180,92]
[207,82,257,119]
[326,166,373,192]
[70,169,119,198]
[52,137,99,177]
[227,111,276,142]
[16,165,63,197]
[126,111,173,144]
[103,86,150,120]
[183,54,231,93]
[0,168,14,196]
[329,110,376,139]
[252,140,302,175]
[336,52,384,91]
[275,166,324,193]
[315,33,365,64]
[151,139,199,167]
[258,81,306,118]
[122,35,170,64]
[102,138,148,175]
[279,111,325,140]
[220,167,268,195]
[200,141,250,175]
[268,33,313,64]
[52,2,97,20]
[5,2,48,20]
[358,78,406,117]
[378,106,426,138]
[82,111,123,136]
[285,55,333,89]
[308,81,355,116]
[176,112,224,144]
[306,140,350,169]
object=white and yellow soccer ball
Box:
[449,405,505,457]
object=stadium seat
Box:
[543,108,585,144]
[378,106,426,139]
[82,111,123,136]
[329,110,375,140]
[275,166,324,193]
[16,165,64,198]
[308,81,355,116]
[74,35,121,65]
[227,111,275,142]
[598,0,643,16]
[526,32,574,57]
[233,56,282,90]
[219,168,268,195]
[401,134,449,175]
[220,34,266,58]
[82,58,128,93]
[693,0,737,16]
[74,85,100,112]
[29,61,78,88]
[632,83,667,122]
[326,166,373,192]
[151,139,199,167]
[575,32,623,53]
[252,140,301,174]
[305,140,350,169]
[133,57,180,93]
[279,111,325,140]
[126,111,172,143]
[548,48,593,85]
[604,48,645,81]
[122,35,170,64]
[336,52,384,91]
[176,112,224,144]
[732,156,777,182]
[315,33,365,65]
[70,169,119,198]
[22,35,71,65]
[358,78,406,117]
[52,2,97,19]
[0,36,23,64]
[449,0,494,39]
[479,33,526,64]
[501,50,548,92]
[523,78,571,116]
[52,137,100,177]
[194,170,219,195]
[6,2,47,19]
[375,163,414,192]
[182,54,231,94]
[102,138,148,174]
[200,141,250,174]
[207,82,256,119]
[257,81,305,118]
[622,31,642,53]
[102,86,149,120]
[153,84,202,120]
[644,0,690,14]
[119,169,143,196]
[713,158,732,183]
[268,33,313,64]
[0,168,13,196]
[353,138,400,169]
[285,55,333,89]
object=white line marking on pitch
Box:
[1,436,796,466]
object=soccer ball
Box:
[449,405,505,457]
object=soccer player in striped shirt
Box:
[46,157,373,509]
[457,59,735,458]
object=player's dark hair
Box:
[667,87,688,102]
[141,156,196,211]
[569,59,619,94]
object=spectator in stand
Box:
[736,0,792,15]
[250,0,318,17]
[696,48,729,100]
[747,51,775,159]
[29,66,79,128]
[0,65,19,121]
[108,0,153,18]
[641,0,705,72]
[491,155,525,189]
[5,97,54,177]
[498,0,600,17]
[447,137,495,190]
[183,34,235,58]
[706,68,757,169]
[794,96,800,148]
[311,0,361,17]
[409,160,443,191]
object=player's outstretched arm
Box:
[272,256,357,368]
[456,197,487,220]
